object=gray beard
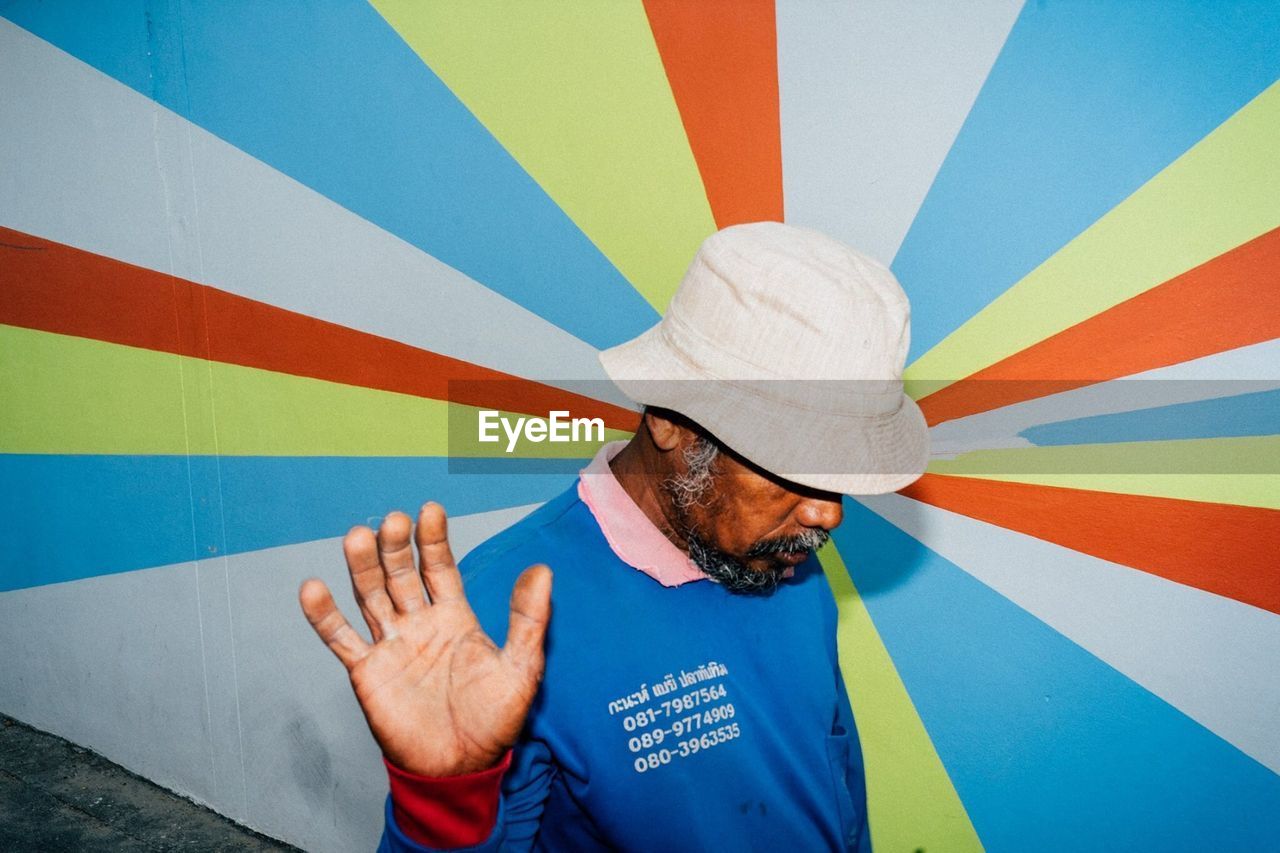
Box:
[686,530,788,595]
[683,523,831,596]
[661,433,831,595]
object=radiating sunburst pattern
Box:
[1,2,1277,850]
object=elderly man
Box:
[299,222,929,851]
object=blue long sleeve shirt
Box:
[379,477,871,851]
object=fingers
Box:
[346,504,460,635]
[344,525,397,641]
[299,578,370,670]
[378,511,426,614]
[502,564,553,677]
[415,502,466,604]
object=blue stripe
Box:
[1022,387,1280,446]
[891,1,1280,363]
[832,498,1280,851]
[1,1,658,349]
[0,455,577,592]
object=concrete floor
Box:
[0,714,299,852]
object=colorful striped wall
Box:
[1,2,1277,850]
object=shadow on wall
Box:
[285,712,334,809]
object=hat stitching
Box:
[654,319,908,419]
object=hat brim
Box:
[599,325,930,496]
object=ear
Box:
[643,408,689,452]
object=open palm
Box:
[299,502,552,777]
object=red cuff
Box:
[385,751,512,849]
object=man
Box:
[299,222,930,851]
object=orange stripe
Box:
[919,227,1280,426]
[642,0,784,227]
[900,474,1280,614]
[0,226,639,430]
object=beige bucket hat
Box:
[598,221,930,496]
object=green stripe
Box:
[370,0,717,312]
[0,325,630,456]
[1,324,200,454]
[819,542,983,852]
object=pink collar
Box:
[577,441,707,588]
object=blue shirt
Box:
[381,479,871,851]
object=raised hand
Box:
[298,502,552,777]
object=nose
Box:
[795,494,843,531]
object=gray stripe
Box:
[777,0,1022,264]
[0,22,623,401]
[0,502,541,852]
[930,338,1280,452]
[859,491,1280,773]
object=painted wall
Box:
[2,2,1277,850]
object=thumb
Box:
[502,564,552,678]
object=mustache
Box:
[745,528,831,558]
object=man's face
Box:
[662,434,844,594]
